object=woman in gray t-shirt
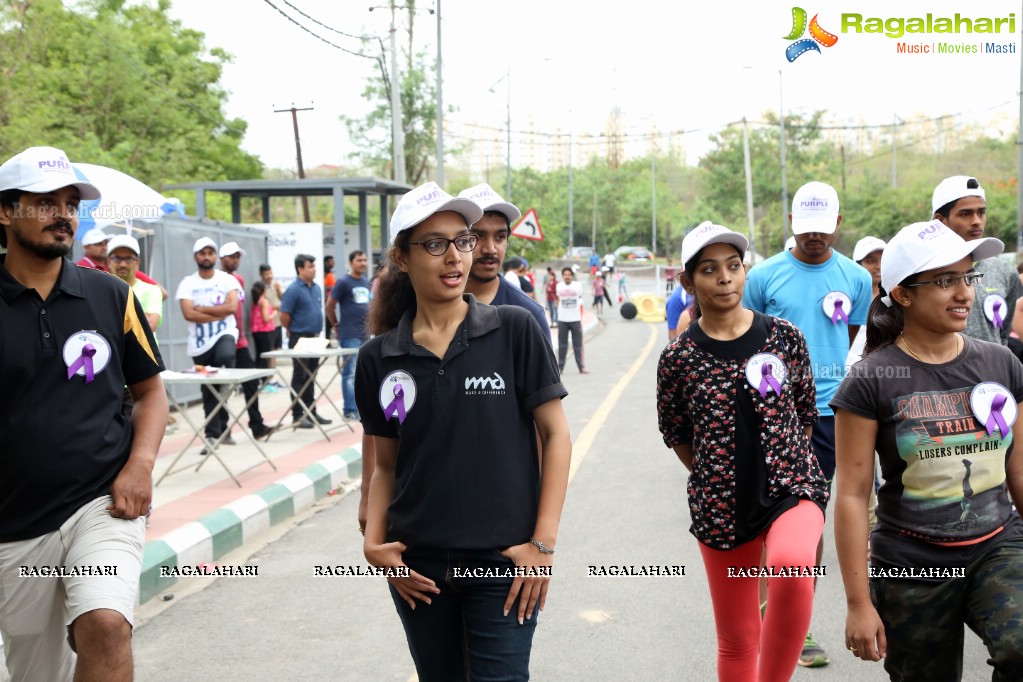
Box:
[832,220,1023,680]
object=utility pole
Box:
[778,70,789,239]
[891,112,898,189]
[568,110,574,251]
[274,103,313,222]
[435,0,443,186]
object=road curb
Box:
[138,445,363,604]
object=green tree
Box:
[0,0,262,200]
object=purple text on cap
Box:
[39,159,71,170]
[916,223,943,240]
[416,189,442,205]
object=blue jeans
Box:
[390,547,537,681]
[340,337,362,414]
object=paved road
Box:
[127,311,991,680]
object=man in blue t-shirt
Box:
[326,250,371,420]
[743,180,872,668]
[665,285,690,342]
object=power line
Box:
[261,0,377,60]
[279,0,374,41]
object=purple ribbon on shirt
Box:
[992,301,1004,330]
[831,299,849,324]
[986,394,1009,438]
[383,384,407,424]
[758,363,783,398]
[66,343,97,384]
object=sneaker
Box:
[343,411,360,421]
[252,424,274,439]
[293,417,315,429]
[798,632,829,668]
[261,383,278,394]
[271,380,287,389]
[221,434,236,446]
[580,368,590,374]
[312,411,332,425]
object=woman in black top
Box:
[356,182,571,681]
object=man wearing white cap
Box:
[175,237,242,445]
[76,227,111,271]
[932,175,1021,346]
[0,146,167,680]
[108,234,162,331]
[846,236,886,367]
[744,180,872,668]
[219,241,272,439]
[458,182,550,336]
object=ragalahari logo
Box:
[784,7,839,62]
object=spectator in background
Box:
[76,228,110,271]
[603,250,616,276]
[259,263,285,386]
[219,242,272,440]
[502,257,523,289]
[932,175,1021,347]
[588,250,600,275]
[846,236,885,368]
[592,271,605,315]
[546,267,558,327]
[323,255,336,292]
[250,280,276,380]
[665,279,691,342]
[280,253,332,429]
[108,234,162,331]
[176,237,241,446]
[556,266,588,374]
[326,250,371,421]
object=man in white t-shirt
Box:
[175,237,242,444]
[555,266,588,374]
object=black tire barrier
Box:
[620,302,637,320]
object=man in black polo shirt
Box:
[0,146,167,681]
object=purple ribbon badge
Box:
[66,343,97,384]
[986,393,1009,438]
[831,299,849,325]
[758,363,783,398]
[383,384,407,424]
[992,301,1004,330]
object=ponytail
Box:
[864,284,907,355]
[367,233,416,335]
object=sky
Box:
[163,0,1023,173]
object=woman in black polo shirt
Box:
[355,182,570,681]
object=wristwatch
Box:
[529,538,555,554]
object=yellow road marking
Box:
[569,323,658,483]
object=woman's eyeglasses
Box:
[904,272,983,290]
[408,234,479,256]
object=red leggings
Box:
[698,499,824,682]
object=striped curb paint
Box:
[139,444,362,604]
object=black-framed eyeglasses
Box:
[408,234,479,256]
[109,255,140,264]
[904,272,983,290]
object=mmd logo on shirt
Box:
[783,7,839,62]
[464,372,506,396]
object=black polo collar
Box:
[381,293,501,358]
[0,256,85,303]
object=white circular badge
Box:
[379,370,417,424]
[62,330,111,383]
[984,294,1008,329]
[745,353,788,398]
[822,291,852,325]
[970,382,1017,439]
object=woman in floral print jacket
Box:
[656,222,829,682]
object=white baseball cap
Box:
[456,182,521,225]
[879,220,1002,306]
[791,181,840,235]
[680,221,748,267]
[81,228,109,246]
[0,146,101,200]
[852,236,887,262]
[389,182,483,244]
[193,237,217,253]
[219,241,245,257]
[107,234,140,255]
[932,175,986,214]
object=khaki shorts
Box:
[0,495,145,682]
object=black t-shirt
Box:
[832,335,1023,577]
[688,312,800,543]
[0,258,165,541]
[355,294,567,549]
